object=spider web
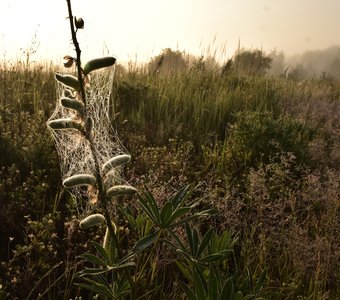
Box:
[47,66,128,213]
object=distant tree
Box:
[189,55,220,73]
[287,64,308,81]
[327,56,340,77]
[268,49,286,76]
[148,48,187,74]
[233,49,272,76]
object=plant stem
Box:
[64,2,137,297]
[65,0,87,106]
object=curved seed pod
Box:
[60,97,85,112]
[103,222,117,255]
[47,118,83,131]
[107,185,137,198]
[79,213,106,230]
[102,154,131,175]
[83,56,116,75]
[85,116,94,133]
[63,174,96,188]
[55,73,81,90]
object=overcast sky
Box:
[1,0,340,64]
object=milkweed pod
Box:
[107,185,137,198]
[55,73,81,90]
[60,97,85,112]
[102,154,131,175]
[47,118,83,131]
[79,213,106,230]
[63,174,96,188]
[83,56,116,75]
[103,222,117,254]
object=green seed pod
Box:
[79,213,106,230]
[107,185,137,198]
[102,154,131,175]
[60,97,85,112]
[55,73,81,90]
[63,174,96,188]
[103,222,117,255]
[83,56,116,75]
[47,118,83,131]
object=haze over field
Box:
[1,0,340,65]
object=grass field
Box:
[0,55,339,299]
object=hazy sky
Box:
[1,0,340,64]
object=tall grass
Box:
[0,56,339,299]
[114,67,317,149]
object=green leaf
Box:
[174,260,191,280]
[197,229,213,258]
[199,253,225,264]
[192,268,206,300]
[91,241,110,263]
[176,248,195,263]
[171,209,218,227]
[160,201,173,227]
[74,281,114,298]
[185,223,195,255]
[76,267,113,277]
[132,231,159,252]
[166,207,191,226]
[116,280,131,298]
[80,253,109,268]
[167,228,187,252]
[113,261,136,270]
[208,269,218,300]
[192,227,199,257]
[116,252,136,265]
[255,268,267,291]
[118,204,136,229]
[170,185,190,210]
[145,192,161,221]
[138,193,160,225]
[220,277,234,300]
[182,283,198,300]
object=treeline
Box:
[120,45,340,80]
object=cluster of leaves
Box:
[73,186,271,299]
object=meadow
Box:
[0,51,339,299]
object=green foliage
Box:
[233,49,272,76]
[148,48,187,74]
[1,214,64,299]
[204,111,316,183]
[75,186,219,299]
[0,44,339,299]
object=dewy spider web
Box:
[48,67,128,212]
